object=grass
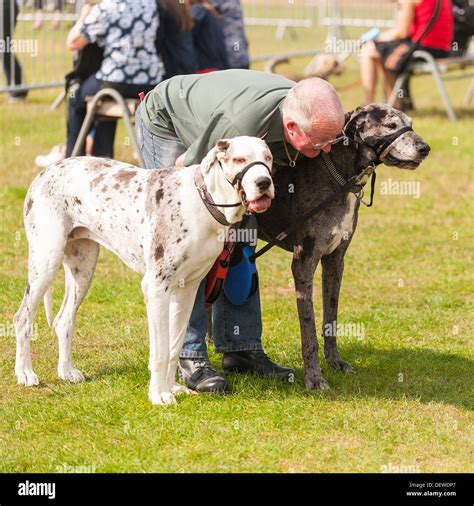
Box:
[0,21,473,474]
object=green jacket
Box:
[140,69,297,166]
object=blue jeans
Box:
[135,105,263,358]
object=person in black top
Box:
[155,0,198,79]
[189,0,229,71]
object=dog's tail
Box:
[44,286,54,327]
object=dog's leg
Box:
[14,219,67,386]
[142,275,175,405]
[54,239,100,382]
[291,245,330,390]
[167,279,201,395]
[321,247,355,373]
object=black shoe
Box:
[222,350,295,381]
[178,358,229,394]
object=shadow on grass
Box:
[301,343,474,410]
[89,344,473,410]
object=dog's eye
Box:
[234,158,246,163]
[386,123,397,129]
[265,155,272,162]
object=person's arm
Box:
[66,3,93,50]
[376,0,416,42]
[67,0,112,51]
[175,152,187,167]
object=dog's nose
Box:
[255,176,272,191]
[419,143,430,156]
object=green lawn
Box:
[1,24,473,473]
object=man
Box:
[135,69,345,393]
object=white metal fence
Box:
[1,0,397,95]
[318,0,396,41]
[0,0,81,95]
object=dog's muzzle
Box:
[371,126,414,161]
[220,160,273,213]
[228,160,273,188]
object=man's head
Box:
[281,78,345,158]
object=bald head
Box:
[282,77,345,134]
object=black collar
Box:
[194,160,272,226]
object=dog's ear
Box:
[396,109,413,127]
[201,139,231,174]
[344,110,354,126]
[343,106,366,142]
[215,139,230,160]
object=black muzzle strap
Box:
[229,161,272,188]
[373,126,413,160]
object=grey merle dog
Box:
[256,103,430,390]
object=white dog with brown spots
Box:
[14,137,274,405]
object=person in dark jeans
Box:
[65,0,162,158]
[1,0,27,101]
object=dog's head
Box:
[310,54,344,79]
[202,136,275,213]
[343,103,430,169]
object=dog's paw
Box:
[58,365,85,383]
[149,391,177,406]
[15,368,40,387]
[171,384,196,396]
[304,375,330,390]
[326,357,355,374]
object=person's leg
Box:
[212,216,294,379]
[360,41,380,103]
[178,279,229,393]
[2,1,27,99]
[380,66,398,102]
[66,75,103,157]
[91,121,117,158]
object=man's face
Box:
[285,121,344,158]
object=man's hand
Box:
[175,152,187,167]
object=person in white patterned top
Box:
[65,0,163,158]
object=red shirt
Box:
[410,0,453,51]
